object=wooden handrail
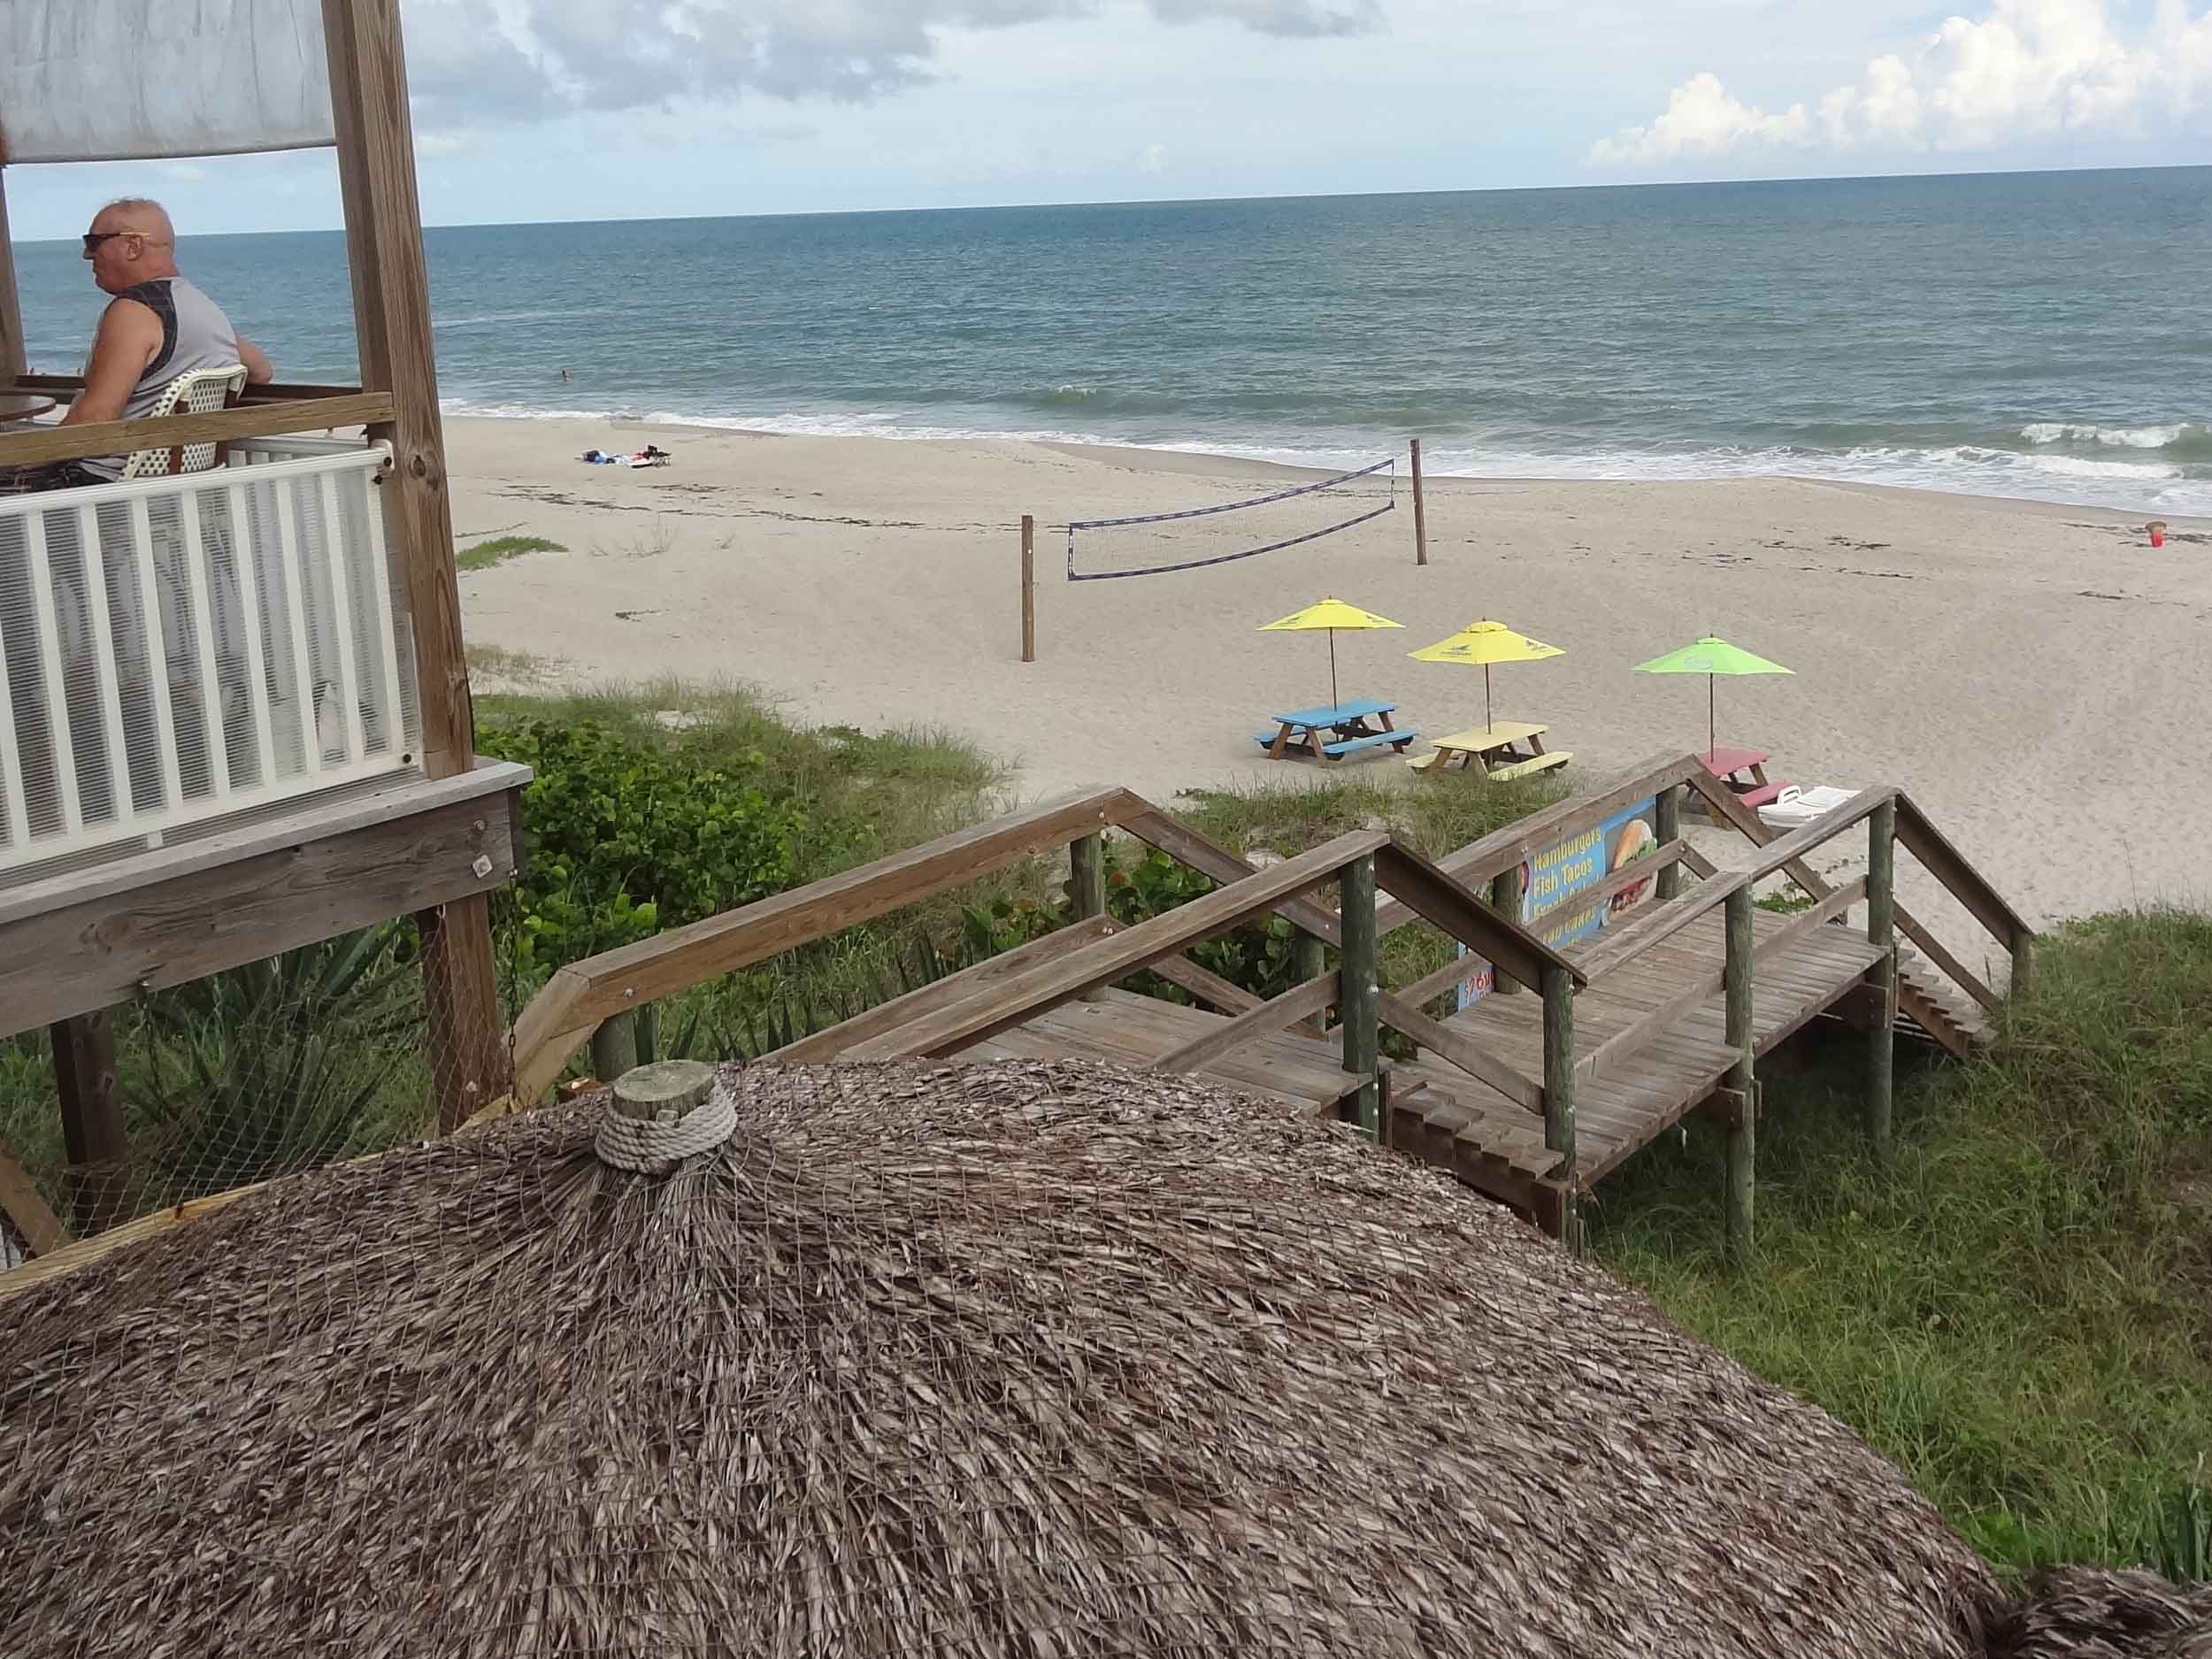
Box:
[1376,990,1544,1113]
[0,392,395,471]
[1896,794,2032,949]
[1374,749,1704,938]
[1572,787,1893,981]
[1156,971,1340,1073]
[1895,904,2000,1011]
[1690,764,2030,1007]
[773,914,1120,1062]
[0,1135,71,1258]
[1372,841,1586,992]
[844,831,1389,1061]
[1107,792,1343,947]
[504,787,1126,1101]
[1573,876,1867,1089]
[9,373,370,403]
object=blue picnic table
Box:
[1255,697,1420,765]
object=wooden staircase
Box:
[1894,949,1992,1057]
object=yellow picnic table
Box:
[1408,720,1571,780]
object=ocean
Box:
[14,166,2210,516]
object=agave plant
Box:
[127,922,428,1207]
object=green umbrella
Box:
[1632,635,1793,764]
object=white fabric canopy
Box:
[1,0,334,165]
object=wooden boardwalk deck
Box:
[463,756,2031,1256]
[971,906,1887,1220]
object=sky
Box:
[7,0,2211,238]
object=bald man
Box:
[48,197,273,484]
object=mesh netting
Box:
[1065,458,1396,582]
[0,916,509,1267]
[0,1056,2020,1655]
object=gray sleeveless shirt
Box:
[80,276,243,480]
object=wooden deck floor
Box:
[968,908,1885,1218]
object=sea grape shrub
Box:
[479,717,806,976]
[1109,849,1305,1003]
[958,848,1302,1003]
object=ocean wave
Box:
[2015,451,2181,481]
[2019,420,2193,449]
[441,397,647,422]
[433,398,2212,517]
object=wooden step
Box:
[1387,1079,1561,1187]
[1893,948,1991,1057]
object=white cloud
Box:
[1592,0,2212,165]
[1141,141,1168,173]
[1588,73,1809,163]
[403,0,1381,124]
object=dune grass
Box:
[1596,908,2212,1578]
[457,534,565,572]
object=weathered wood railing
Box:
[1684,766,2033,1041]
[0,391,395,475]
[494,787,1578,1135]
[492,757,2028,1257]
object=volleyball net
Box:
[1064,457,1396,582]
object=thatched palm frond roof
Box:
[1,1059,2002,1656]
[1987,1568,2212,1657]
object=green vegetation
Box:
[7,687,2206,1586]
[0,681,1018,1213]
[456,534,565,572]
[1599,908,2212,1580]
[464,642,559,685]
[472,680,1025,1056]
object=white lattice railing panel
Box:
[0,442,420,879]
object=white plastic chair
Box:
[120,363,249,479]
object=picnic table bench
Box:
[1255,698,1419,765]
[1408,720,1571,780]
[1699,746,1787,809]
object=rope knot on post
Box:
[595,1059,735,1173]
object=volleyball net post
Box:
[1020,514,1037,663]
[1410,438,1430,567]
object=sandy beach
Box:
[446,416,2212,933]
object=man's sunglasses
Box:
[80,231,138,253]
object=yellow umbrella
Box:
[1257,596,1402,710]
[1409,618,1565,730]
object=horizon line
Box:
[8,157,2208,242]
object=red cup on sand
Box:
[2148,519,2168,549]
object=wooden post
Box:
[1489,864,1525,995]
[1409,438,1430,566]
[605,1058,720,1173]
[1864,800,1897,1161]
[1655,787,1682,902]
[1541,965,1577,1240]
[2009,929,2032,1002]
[1292,930,1328,1034]
[50,1010,127,1236]
[1339,854,1379,1138]
[634,1002,659,1065]
[1723,885,1755,1264]
[1020,515,1036,664]
[0,168,27,388]
[590,1012,638,1083]
[1071,831,1107,1001]
[324,0,507,1130]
